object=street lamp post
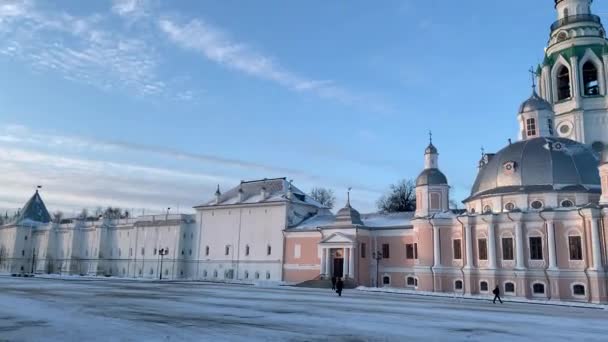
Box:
[159,248,169,280]
[373,251,383,287]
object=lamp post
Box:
[373,251,383,287]
[159,248,169,280]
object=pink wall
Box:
[284,236,320,264]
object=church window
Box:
[455,280,463,290]
[480,281,489,292]
[561,199,574,208]
[294,244,301,259]
[568,236,583,260]
[502,238,514,260]
[267,245,272,256]
[360,243,366,258]
[557,66,571,100]
[406,276,417,287]
[530,200,543,210]
[526,118,537,137]
[205,246,209,256]
[533,283,545,294]
[382,244,390,258]
[583,61,599,96]
[382,276,390,285]
[478,239,488,260]
[430,193,440,210]
[505,282,515,293]
[483,205,492,214]
[504,202,515,211]
[266,272,270,280]
[244,245,251,256]
[563,8,568,18]
[406,244,416,259]
[453,239,462,260]
[225,245,230,256]
[573,284,585,296]
[529,237,543,260]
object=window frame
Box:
[502,237,514,261]
[529,236,543,260]
[478,238,488,261]
[382,244,390,259]
[568,235,583,261]
[453,239,462,260]
[526,118,537,137]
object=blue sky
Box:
[1,0,607,215]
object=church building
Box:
[2,0,608,304]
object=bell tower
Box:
[536,0,608,151]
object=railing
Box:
[551,14,602,32]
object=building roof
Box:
[195,178,325,208]
[425,143,438,155]
[518,90,553,114]
[288,210,413,231]
[467,137,600,201]
[15,190,51,225]
[416,168,448,187]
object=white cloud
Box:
[157,18,367,105]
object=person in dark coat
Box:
[492,285,503,304]
[331,276,337,290]
[336,277,344,297]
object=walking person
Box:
[493,285,503,304]
[336,277,344,297]
[331,276,337,291]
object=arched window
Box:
[533,283,545,294]
[480,281,489,292]
[406,276,417,287]
[573,284,585,296]
[526,118,537,137]
[483,205,492,214]
[382,276,390,285]
[557,66,571,100]
[583,61,599,96]
[455,280,463,290]
[505,282,515,293]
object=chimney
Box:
[238,186,245,202]
[261,186,267,201]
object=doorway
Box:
[333,258,343,278]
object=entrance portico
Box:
[318,233,355,280]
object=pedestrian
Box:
[492,285,503,304]
[336,277,344,297]
[331,276,337,290]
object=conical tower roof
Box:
[17,190,51,225]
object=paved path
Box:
[0,276,607,341]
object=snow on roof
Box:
[289,211,414,230]
[13,190,51,226]
[196,178,326,209]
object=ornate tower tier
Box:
[536,0,608,151]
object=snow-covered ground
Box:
[1,276,607,341]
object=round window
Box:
[558,123,571,135]
[504,203,516,211]
[483,205,492,214]
[561,199,574,208]
[530,201,544,210]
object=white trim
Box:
[381,273,392,287]
[454,279,464,292]
[578,48,604,96]
[479,279,490,293]
[531,281,547,297]
[570,282,587,298]
[503,280,516,295]
[405,274,418,289]
[551,55,572,102]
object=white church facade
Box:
[3,0,608,304]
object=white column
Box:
[515,222,525,270]
[547,221,558,270]
[571,56,581,105]
[433,227,441,267]
[348,247,355,279]
[325,248,331,277]
[464,224,474,269]
[487,224,497,269]
[342,248,348,278]
[590,218,603,271]
[320,248,326,276]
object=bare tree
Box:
[309,187,336,209]
[377,179,416,213]
[103,207,122,219]
[52,211,64,224]
[78,209,88,220]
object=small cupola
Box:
[517,77,555,141]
